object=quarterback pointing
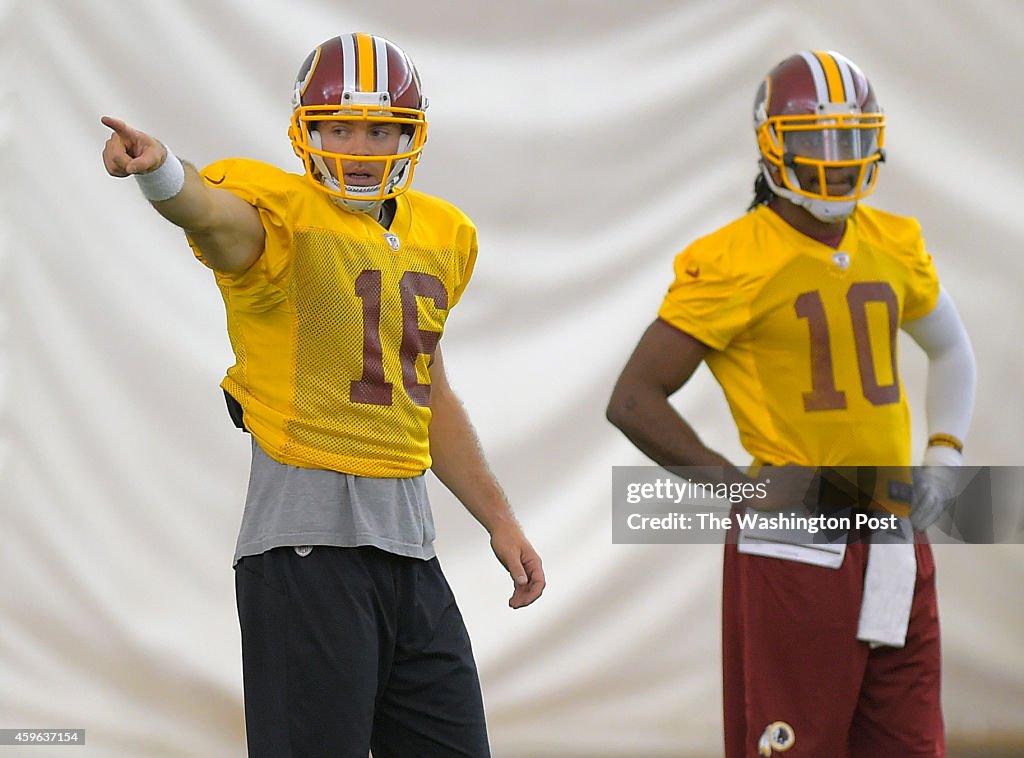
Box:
[102,33,544,757]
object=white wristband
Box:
[134,144,185,201]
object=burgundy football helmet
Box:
[754,50,885,221]
[288,34,428,212]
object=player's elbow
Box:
[605,400,622,431]
[606,384,638,434]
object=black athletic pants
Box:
[235,545,491,757]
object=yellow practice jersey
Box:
[189,159,477,477]
[659,204,939,469]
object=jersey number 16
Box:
[350,269,448,408]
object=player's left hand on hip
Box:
[490,524,545,609]
[911,446,962,532]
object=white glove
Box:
[911,445,962,532]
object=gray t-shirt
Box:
[233,439,437,565]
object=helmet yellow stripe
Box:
[813,50,846,103]
[356,32,376,92]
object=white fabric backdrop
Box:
[2,1,1023,756]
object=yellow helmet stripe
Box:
[813,50,846,103]
[355,32,376,92]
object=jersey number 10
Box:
[796,281,900,412]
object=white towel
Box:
[856,517,917,648]
[735,506,848,568]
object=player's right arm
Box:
[607,318,815,509]
[101,116,264,273]
[607,318,731,469]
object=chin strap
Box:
[760,164,855,222]
[333,185,386,214]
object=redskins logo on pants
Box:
[758,721,796,756]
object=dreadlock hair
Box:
[747,171,775,212]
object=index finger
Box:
[100,115,133,139]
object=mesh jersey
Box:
[659,204,939,471]
[189,158,477,477]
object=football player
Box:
[607,50,974,756]
[102,33,544,757]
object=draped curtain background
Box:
[2,1,1022,755]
